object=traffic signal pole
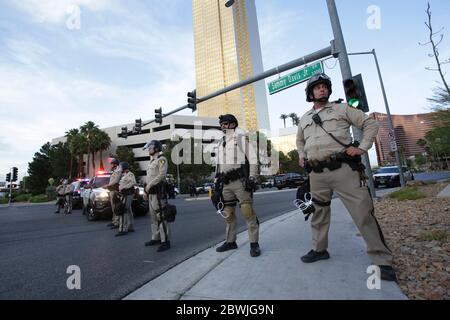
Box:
[8,168,12,207]
[348,49,406,187]
[327,0,376,198]
[132,45,334,133]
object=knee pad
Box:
[223,206,236,223]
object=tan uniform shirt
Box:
[296,102,379,161]
[64,184,74,194]
[106,167,122,188]
[146,154,168,192]
[119,171,136,191]
[56,184,65,196]
[216,128,258,177]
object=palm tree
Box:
[280,114,288,128]
[293,114,300,126]
[96,130,111,171]
[80,121,100,176]
[288,113,298,126]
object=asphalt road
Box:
[0,189,298,300]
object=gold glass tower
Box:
[192,0,270,131]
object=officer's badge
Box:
[159,159,166,165]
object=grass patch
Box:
[389,187,426,201]
[418,230,450,242]
[30,194,50,203]
[0,198,9,204]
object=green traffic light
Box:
[348,98,360,108]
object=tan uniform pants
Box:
[310,163,393,266]
[222,179,259,243]
[149,194,170,243]
[109,191,119,226]
[119,194,134,232]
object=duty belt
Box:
[306,153,365,174]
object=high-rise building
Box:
[192,0,270,132]
[370,112,438,165]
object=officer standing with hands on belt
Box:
[143,140,171,252]
[296,73,396,281]
[214,114,261,257]
[104,158,122,229]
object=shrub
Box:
[389,187,426,201]
[14,194,31,202]
[417,230,450,242]
[30,194,50,203]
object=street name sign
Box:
[268,62,324,95]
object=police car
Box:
[82,171,149,221]
[373,166,414,188]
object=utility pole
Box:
[327,0,376,198]
[348,49,406,187]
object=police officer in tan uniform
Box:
[104,158,122,229]
[64,179,74,214]
[143,140,170,252]
[296,73,396,281]
[116,162,136,236]
[55,179,65,213]
[215,114,261,257]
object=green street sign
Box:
[268,62,324,95]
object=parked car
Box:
[82,172,149,221]
[261,179,274,189]
[373,166,414,188]
[70,178,90,209]
[273,173,306,190]
[196,183,215,194]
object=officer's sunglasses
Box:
[220,122,229,126]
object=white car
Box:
[373,166,414,188]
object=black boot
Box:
[301,250,330,263]
[157,241,171,252]
[250,242,261,257]
[115,231,128,237]
[379,265,397,282]
[145,239,161,247]
[216,242,238,252]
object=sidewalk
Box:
[125,196,407,300]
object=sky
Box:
[1,0,449,180]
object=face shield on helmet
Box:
[143,140,163,153]
[305,73,332,102]
[219,114,238,132]
[120,162,130,171]
[108,158,120,166]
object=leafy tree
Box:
[114,146,140,175]
[27,143,52,195]
[49,142,77,181]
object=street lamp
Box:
[348,49,406,187]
